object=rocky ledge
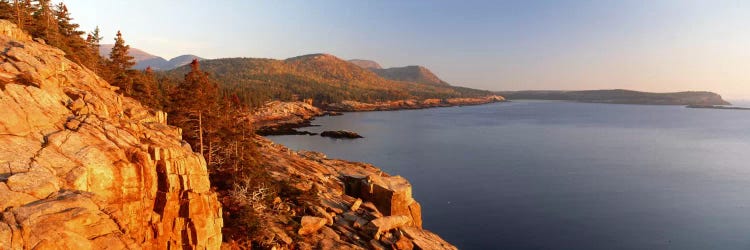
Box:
[325,95,505,112]
[245,101,456,248]
[248,100,325,129]
[250,135,456,249]
[0,20,222,249]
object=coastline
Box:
[323,95,506,112]
[248,103,459,249]
[250,96,506,132]
[686,105,750,111]
[496,90,731,106]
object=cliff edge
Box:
[0,20,222,249]
[250,135,456,249]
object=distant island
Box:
[686,105,750,110]
[495,89,731,106]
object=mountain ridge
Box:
[348,59,450,86]
[98,44,204,70]
[348,59,382,69]
[163,53,495,108]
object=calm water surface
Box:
[268,101,750,250]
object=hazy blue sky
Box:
[64,0,750,99]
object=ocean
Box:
[268,100,750,249]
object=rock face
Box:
[0,20,222,249]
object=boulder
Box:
[298,216,328,235]
[341,174,422,227]
[365,215,412,240]
[350,198,363,211]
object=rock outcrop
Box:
[0,20,222,249]
[251,136,456,249]
[247,100,324,130]
[320,130,363,139]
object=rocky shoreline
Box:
[251,96,506,136]
[324,95,506,112]
[248,135,456,249]
[0,20,456,249]
[247,101,459,248]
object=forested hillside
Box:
[164,54,492,107]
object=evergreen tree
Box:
[132,66,159,108]
[86,26,102,49]
[108,31,136,93]
[170,59,219,159]
[86,26,106,74]
[8,0,34,30]
[0,1,13,20]
[30,0,58,45]
[53,2,97,69]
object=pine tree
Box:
[170,59,219,159]
[86,26,102,49]
[0,1,13,20]
[53,2,97,69]
[86,26,106,74]
[108,31,136,93]
[30,0,58,45]
[132,66,159,108]
[7,0,33,30]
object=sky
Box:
[63,0,750,99]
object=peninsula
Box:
[496,89,731,106]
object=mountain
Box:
[164,53,492,107]
[495,89,731,105]
[98,44,203,70]
[372,65,450,86]
[348,59,450,86]
[348,59,382,69]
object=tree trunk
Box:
[14,0,21,28]
[207,140,212,168]
[198,112,204,156]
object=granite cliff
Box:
[0,20,222,249]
